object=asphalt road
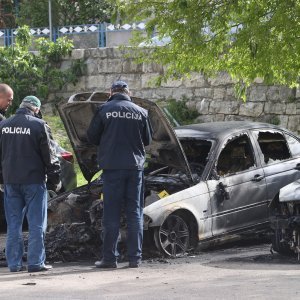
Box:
[1,237,300,300]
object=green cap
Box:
[22,96,41,108]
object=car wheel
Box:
[154,214,190,257]
[271,229,293,255]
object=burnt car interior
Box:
[143,138,212,206]
[217,134,255,176]
[255,131,291,164]
[180,139,212,178]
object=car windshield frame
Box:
[178,136,216,181]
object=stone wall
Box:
[49,47,300,134]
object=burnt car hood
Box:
[57,92,193,183]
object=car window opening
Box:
[144,160,191,207]
[217,134,255,176]
[180,139,212,179]
[255,131,291,164]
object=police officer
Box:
[0,84,13,121]
[87,81,152,268]
[0,96,61,272]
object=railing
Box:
[0,22,146,48]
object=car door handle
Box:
[251,174,264,182]
[294,164,300,171]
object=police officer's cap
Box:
[22,95,41,108]
[111,81,129,90]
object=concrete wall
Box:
[48,47,300,134]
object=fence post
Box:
[53,27,58,42]
[4,29,8,46]
[99,23,106,48]
[4,30,7,46]
[5,29,12,47]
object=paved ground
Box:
[1,236,300,300]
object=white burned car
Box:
[270,180,300,258]
[49,92,300,258]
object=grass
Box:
[44,114,88,187]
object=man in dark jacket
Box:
[0,84,13,121]
[0,84,13,227]
[87,81,152,268]
[0,96,61,272]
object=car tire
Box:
[271,229,294,255]
[154,214,190,257]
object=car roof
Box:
[175,121,286,139]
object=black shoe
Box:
[28,264,53,273]
[95,260,117,269]
[129,261,141,268]
[10,266,27,272]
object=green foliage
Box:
[268,116,280,126]
[15,25,31,47]
[118,0,300,97]
[18,0,115,27]
[36,36,73,63]
[0,26,77,113]
[0,0,15,28]
[163,99,199,126]
[44,115,87,187]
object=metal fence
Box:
[0,22,146,48]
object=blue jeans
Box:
[4,184,47,271]
[102,169,144,263]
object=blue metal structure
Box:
[0,22,146,48]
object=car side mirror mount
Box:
[217,182,230,201]
[211,169,220,180]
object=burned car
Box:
[270,179,300,258]
[47,92,300,260]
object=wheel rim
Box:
[158,215,189,257]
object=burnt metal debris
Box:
[269,180,300,260]
[46,173,188,262]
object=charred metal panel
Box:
[279,180,300,203]
[251,130,300,202]
[207,133,268,236]
[144,182,213,240]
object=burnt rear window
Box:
[254,131,291,164]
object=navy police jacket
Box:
[0,110,5,122]
[87,93,152,170]
[0,108,61,185]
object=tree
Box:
[0,26,80,113]
[118,0,300,96]
[18,0,114,27]
[0,0,15,28]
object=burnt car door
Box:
[250,129,300,204]
[207,132,268,236]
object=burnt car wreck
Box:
[46,92,300,261]
[270,180,300,259]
